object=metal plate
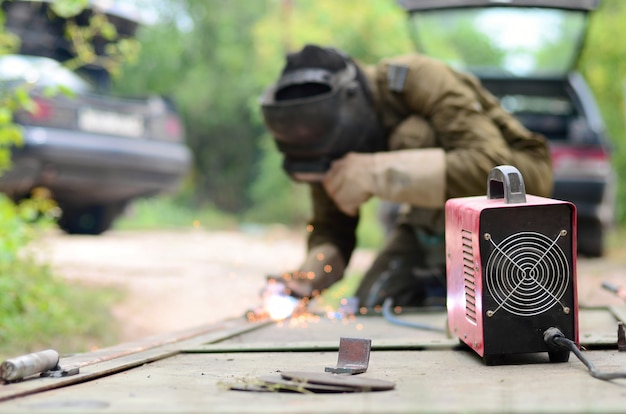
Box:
[228,375,357,393]
[280,371,395,391]
[325,337,371,374]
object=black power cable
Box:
[543,327,626,381]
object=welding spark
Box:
[265,294,300,321]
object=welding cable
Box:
[381,298,446,332]
[543,327,626,381]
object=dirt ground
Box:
[33,227,374,343]
[35,227,626,344]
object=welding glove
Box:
[269,243,346,299]
[322,148,447,217]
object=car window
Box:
[407,7,587,77]
[0,54,92,93]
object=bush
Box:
[0,194,121,360]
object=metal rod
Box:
[0,349,60,382]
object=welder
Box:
[259,44,553,309]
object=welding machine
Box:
[445,165,578,365]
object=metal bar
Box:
[0,350,59,383]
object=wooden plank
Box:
[609,306,626,324]
[183,337,460,353]
[62,317,270,368]
[579,307,620,347]
[2,349,625,413]
[222,311,449,345]
[205,307,619,349]
[0,317,270,403]
[1,306,624,411]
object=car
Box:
[398,0,616,257]
[0,1,192,235]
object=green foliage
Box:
[63,12,141,76]
[113,0,269,212]
[50,0,89,18]
[579,0,626,222]
[0,194,120,359]
[114,195,239,231]
[0,10,22,174]
[405,12,505,68]
[243,134,310,225]
[0,0,138,357]
[251,0,412,85]
[114,192,384,249]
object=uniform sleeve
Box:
[382,55,517,198]
[306,183,358,264]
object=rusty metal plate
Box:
[325,337,371,374]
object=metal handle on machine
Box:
[487,165,526,204]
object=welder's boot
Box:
[355,260,446,309]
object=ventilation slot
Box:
[462,229,477,323]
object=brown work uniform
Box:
[306,53,553,305]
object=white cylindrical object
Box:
[0,349,60,382]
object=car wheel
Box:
[576,217,604,258]
[58,203,126,235]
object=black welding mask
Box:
[259,45,387,182]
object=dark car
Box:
[0,1,192,235]
[398,0,616,257]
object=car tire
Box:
[58,203,126,235]
[576,217,604,258]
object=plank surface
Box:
[0,307,625,413]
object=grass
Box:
[114,195,386,249]
[114,196,240,231]
[604,225,626,261]
[0,250,123,361]
[0,195,123,361]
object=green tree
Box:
[579,0,626,221]
[114,0,269,212]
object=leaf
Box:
[0,108,12,126]
[51,0,89,18]
[57,85,77,98]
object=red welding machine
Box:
[445,165,578,365]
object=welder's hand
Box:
[262,244,346,300]
[258,244,346,319]
[262,272,314,299]
[324,149,447,216]
[323,152,375,216]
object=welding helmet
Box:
[259,45,387,182]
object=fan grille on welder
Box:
[484,231,570,317]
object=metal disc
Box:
[257,375,357,393]
[228,375,356,393]
[280,371,395,391]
